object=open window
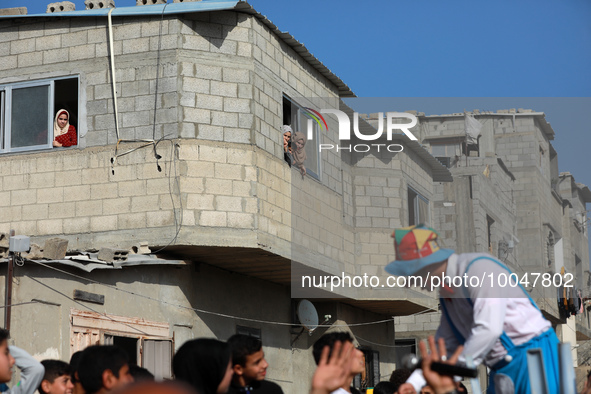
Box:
[487,215,495,255]
[0,76,79,153]
[430,140,461,168]
[393,339,416,371]
[353,347,380,390]
[408,187,429,226]
[546,231,555,267]
[236,325,262,339]
[282,95,321,179]
[71,310,172,380]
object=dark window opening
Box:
[282,96,293,167]
[394,339,416,374]
[546,232,555,267]
[54,77,79,132]
[487,215,494,254]
[576,255,582,289]
[353,348,379,390]
[462,141,479,157]
[112,336,138,366]
[283,96,292,128]
[236,325,262,339]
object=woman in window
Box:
[53,109,77,147]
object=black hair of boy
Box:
[226,334,262,367]
[0,329,9,345]
[69,351,83,383]
[312,331,354,365]
[39,360,71,394]
[373,381,396,394]
[77,345,129,394]
[129,365,154,382]
[389,369,411,392]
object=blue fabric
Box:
[441,256,560,393]
[487,328,560,394]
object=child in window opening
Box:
[292,131,307,177]
[53,109,77,148]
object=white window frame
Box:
[70,309,172,379]
[0,76,79,154]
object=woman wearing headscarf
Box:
[53,109,77,147]
[173,338,233,394]
[292,131,307,177]
[282,125,293,166]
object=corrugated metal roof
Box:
[1,253,187,272]
[0,0,354,97]
[0,1,240,18]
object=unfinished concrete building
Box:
[391,109,591,374]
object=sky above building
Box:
[5,0,591,220]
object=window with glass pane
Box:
[10,85,50,149]
[408,187,429,226]
[0,91,4,151]
[282,95,321,180]
[0,77,79,154]
[431,143,460,157]
[299,110,320,178]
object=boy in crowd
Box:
[0,328,45,394]
[39,360,74,394]
[312,332,365,394]
[77,346,134,394]
[226,334,283,394]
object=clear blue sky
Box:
[5,0,591,219]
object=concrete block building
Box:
[391,109,591,372]
[0,1,452,391]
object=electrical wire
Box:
[0,301,41,309]
[153,4,168,141]
[105,8,182,252]
[151,139,183,254]
[352,308,439,349]
[25,258,397,328]
[25,274,151,336]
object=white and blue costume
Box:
[405,253,559,394]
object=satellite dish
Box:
[297,299,319,332]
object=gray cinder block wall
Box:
[393,110,590,369]
[0,6,449,391]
